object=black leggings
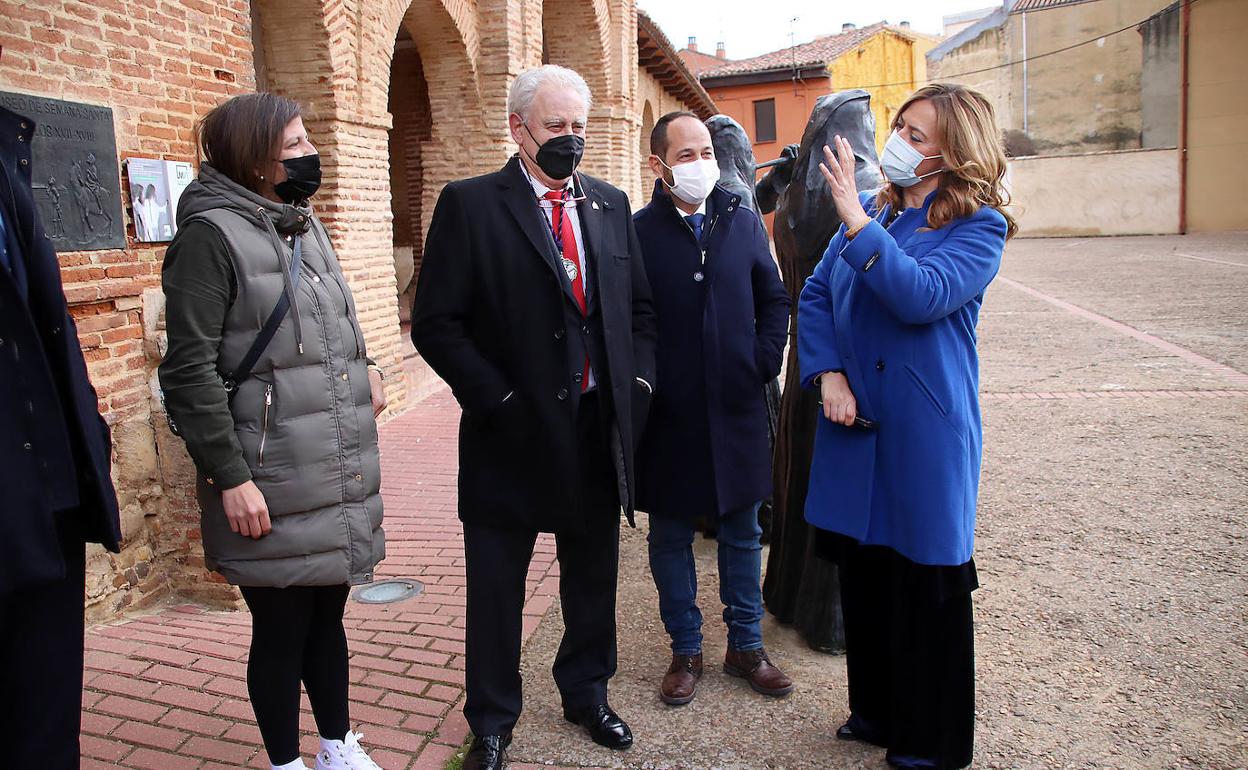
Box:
[239,584,351,764]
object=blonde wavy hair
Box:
[876,83,1018,239]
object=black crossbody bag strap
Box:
[222,236,303,400]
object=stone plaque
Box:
[0,91,126,251]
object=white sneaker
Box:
[315,731,384,770]
[272,760,309,770]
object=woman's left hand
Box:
[819,135,872,234]
[369,368,387,417]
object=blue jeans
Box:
[647,502,764,655]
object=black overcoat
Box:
[412,157,657,533]
[632,182,790,520]
[0,106,120,594]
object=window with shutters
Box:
[753,98,777,143]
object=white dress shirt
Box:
[521,158,597,390]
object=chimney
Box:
[900,20,911,29]
[687,36,698,52]
[842,22,857,32]
[716,41,726,59]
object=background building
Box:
[928,0,1245,235]
[689,21,938,231]
[0,0,711,621]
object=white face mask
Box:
[880,130,944,188]
[661,157,720,205]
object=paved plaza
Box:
[78,233,1247,769]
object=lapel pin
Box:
[591,201,600,210]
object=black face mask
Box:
[274,153,321,203]
[525,124,584,181]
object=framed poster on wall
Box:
[125,157,194,243]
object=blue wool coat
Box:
[634,182,790,520]
[798,191,1006,566]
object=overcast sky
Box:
[636,0,1000,59]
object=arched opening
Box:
[540,0,614,180]
[376,0,490,395]
[389,25,433,332]
[639,100,655,195]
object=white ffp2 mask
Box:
[880,130,944,188]
[662,157,720,205]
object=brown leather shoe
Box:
[660,653,703,705]
[723,647,794,697]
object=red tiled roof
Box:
[1011,0,1095,12]
[698,22,915,79]
[636,10,718,119]
[679,48,729,76]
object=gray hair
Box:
[507,65,593,120]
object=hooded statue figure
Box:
[762,90,882,653]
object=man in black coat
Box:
[0,102,122,767]
[412,65,656,770]
[633,112,792,707]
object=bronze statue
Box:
[761,90,881,653]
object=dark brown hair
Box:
[196,93,302,193]
[650,111,701,160]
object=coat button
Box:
[19,158,27,166]
[554,328,565,340]
[23,442,32,451]
[355,474,363,481]
[556,388,569,401]
[876,360,885,371]
[17,135,24,142]
[581,325,590,335]
[206,477,214,485]
[311,275,321,283]
[573,372,583,384]
[693,272,704,282]
[341,372,349,380]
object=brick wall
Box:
[0,0,255,620]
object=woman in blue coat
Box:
[798,83,1017,770]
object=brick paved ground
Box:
[80,389,564,769]
[78,232,1248,769]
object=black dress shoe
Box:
[563,703,634,750]
[836,714,888,748]
[462,733,511,770]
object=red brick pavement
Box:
[81,389,564,769]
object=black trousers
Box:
[0,514,87,770]
[239,584,351,765]
[837,540,977,770]
[463,391,621,737]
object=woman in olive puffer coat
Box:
[159,92,386,770]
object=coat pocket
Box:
[902,364,948,417]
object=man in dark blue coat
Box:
[0,101,122,767]
[633,112,792,706]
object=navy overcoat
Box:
[798,191,1006,566]
[0,106,121,594]
[633,181,790,521]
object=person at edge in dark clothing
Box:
[0,98,122,770]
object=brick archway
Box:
[541,0,628,185]
[639,99,655,194]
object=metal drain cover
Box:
[352,579,424,605]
